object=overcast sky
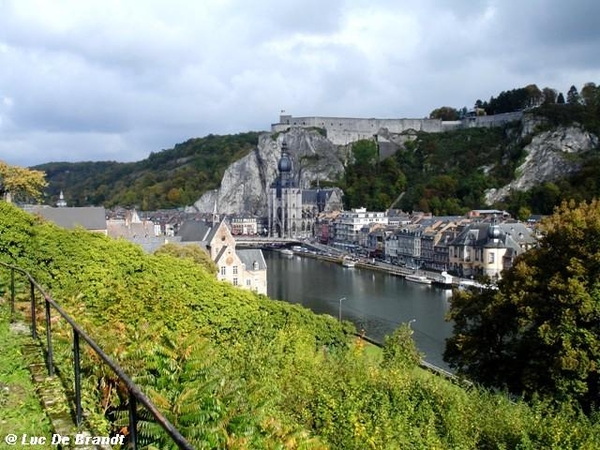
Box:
[1,0,599,167]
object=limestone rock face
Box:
[194,128,346,216]
[486,125,598,204]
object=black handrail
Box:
[1,261,194,450]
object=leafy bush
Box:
[2,199,600,448]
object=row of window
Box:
[221,265,239,275]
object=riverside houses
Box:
[334,207,388,245]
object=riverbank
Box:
[288,245,457,288]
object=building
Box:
[27,206,107,235]
[229,216,259,236]
[106,209,174,253]
[334,207,388,245]
[448,221,536,278]
[267,141,343,238]
[179,219,267,295]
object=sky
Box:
[1,0,599,167]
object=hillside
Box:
[2,200,600,448]
[33,96,600,216]
[33,132,261,209]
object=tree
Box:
[0,161,47,202]
[567,85,580,104]
[429,106,459,121]
[557,92,566,104]
[154,243,217,274]
[542,87,558,105]
[524,84,543,108]
[445,200,600,412]
[581,82,599,110]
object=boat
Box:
[341,257,356,268]
[431,271,454,289]
[405,274,432,285]
[279,248,294,257]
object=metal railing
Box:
[1,261,194,450]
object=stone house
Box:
[448,221,536,278]
[179,219,267,295]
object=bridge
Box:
[234,236,304,247]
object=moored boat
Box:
[431,271,454,289]
[341,256,357,268]
[405,274,432,285]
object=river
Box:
[265,251,454,370]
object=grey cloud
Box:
[0,0,599,167]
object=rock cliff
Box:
[485,117,599,204]
[194,127,347,215]
[195,114,599,216]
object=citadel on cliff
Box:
[271,111,524,145]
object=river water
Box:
[265,251,454,370]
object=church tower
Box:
[268,141,302,238]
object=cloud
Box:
[0,0,599,167]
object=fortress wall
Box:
[271,111,524,144]
[273,116,444,144]
[466,111,524,128]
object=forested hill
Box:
[33,83,600,214]
[33,132,261,209]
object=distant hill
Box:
[34,85,600,216]
[33,132,261,209]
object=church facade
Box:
[267,141,343,238]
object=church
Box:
[267,141,343,238]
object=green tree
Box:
[429,106,459,121]
[154,243,217,274]
[445,200,600,412]
[542,87,558,105]
[381,323,422,370]
[567,85,580,105]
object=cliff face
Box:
[194,114,599,216]
[194,127,347,215]
[485,117,599,204]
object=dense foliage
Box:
[0,160,47,202]
[34,132,260,210]
[445,200,600,412]
[2,199,600,448]
[344,83,600,215]
[341,126,522,214]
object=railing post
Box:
[30,281,37,339]
[129,393,138,450]
[10,268,15,320]
[45,296,54,377]
[73,330,82,426]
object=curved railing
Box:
[0,261,194,450]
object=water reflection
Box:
[265,251,454,369]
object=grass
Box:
[0,303,53,441]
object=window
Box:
[233,266,238,275]
[220,266,226,276]
[233,278,238,286]
[246,279,251,286]
[489,252,495,264]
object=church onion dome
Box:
[278,142,292,172]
